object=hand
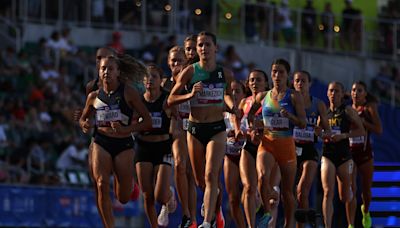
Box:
[110,121,125,134]
[80,118,92,134]
[280,108,291,118]
[330,133,347,142]
[235,130,244,141]
[190,81,203,97]
[249,129,261,145]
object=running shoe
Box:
[180,215,197,228]
[361,204,372,228]
[258,213,271,228]
[158,205,169,227]
[216,208,225,228]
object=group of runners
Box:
[77,31,382,228]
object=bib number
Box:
[264,116,289,129]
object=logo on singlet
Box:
[218,71,223,79]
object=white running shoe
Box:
[158,205,169,227]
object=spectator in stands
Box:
[278,0,295,45]
[1,46,20,76]
[321,2,335,49]
[371,64,393,100]
[142,35,163,65]
[108,31,125,54]
[340,0,361,51]
[302,0,317,47]
[223,45,248,82]
[56,138,88,171]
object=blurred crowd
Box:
[0,26,256,187]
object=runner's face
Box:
[168,51,186,77]
[96,48,114,70]
[99,58,119,85]
[351,83,366,104]
[271,64,288,88]
[293,72,310,93]
[231,81,245,105]
[184,40,197,61]
[197,35,216,61]
[327,82,344,105]
[248,71,267,94]
[144,68,162,90]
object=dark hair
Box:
[197,31,217,45]
[146,63,164,79]
[232,80,246,94]
[184,34,197,43]
[294,70,312,82]
[103,54,147,83]
[353,81,378,103]
[248,69,270,90]
[271,58,291,74]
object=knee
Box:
[323,188,334,200]
[95,177,110,194]
[142,191,155,204]
[297,185,310,201]
[228,193,240,208]
[174,158,186,175]
[204,170,218,185]
[242,182,256,197]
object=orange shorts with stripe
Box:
[258,135,296,165]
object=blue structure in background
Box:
[0,185,140,227]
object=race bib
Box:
[96,108,121,126]
[264,116,289,129]
[293,127,314,142]
[192,83,224,106]
[151,112,162,128]
[182,118,189,131]
[331,128,341,135]
[226,138,245,155]
[178,101,191,114]
[349,136,365,146]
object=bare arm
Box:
[364,102,383,134]
[223,68,236,112]
[167,65,197,106]
[317,100,331,132]
[124,85,152,133]
[79,91,97,134]
[247,92,266,129]
[284,91,306,128]
[345,106,366,138]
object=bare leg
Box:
[239,149,257,228]
[279,160,297,228]
[296,160,318,228]
[113,149,135,203]
[91,143,114,228]
[203,132,226,223]
[321,157,336,228]
[136,162,157,228]
[224,156,245,228]
[346,165,358,227]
